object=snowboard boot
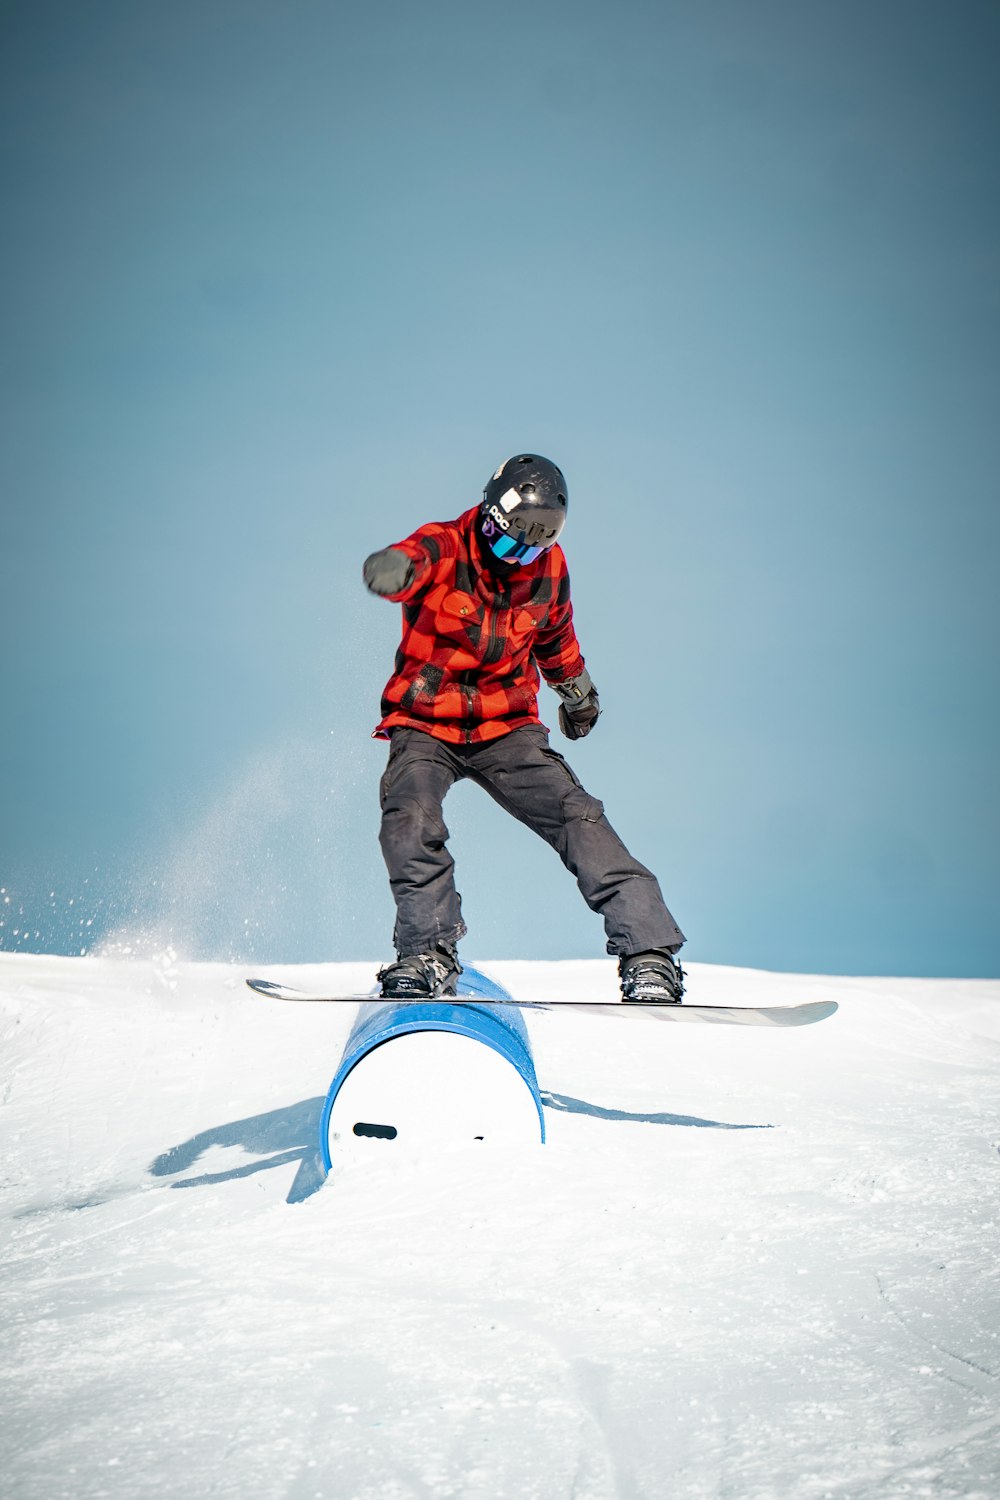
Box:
[619,950,685,1004]
[377,941,462,1000]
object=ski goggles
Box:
[487,530,547,567]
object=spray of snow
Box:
[97,728,387,964]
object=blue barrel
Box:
[319,966,546,1170]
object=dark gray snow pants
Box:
[378,725,685,959]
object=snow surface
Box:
[2,952,999,1500]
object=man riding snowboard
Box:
[363,453,686,1004]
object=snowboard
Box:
[245,978,837,1027]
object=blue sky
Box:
[2,0,998,975]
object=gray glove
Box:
[553,668,601,740]
[363,547,414,598]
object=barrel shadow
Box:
[149,1096,327,1204]
[149,1090,770,1207]
[541,1091,773,1130]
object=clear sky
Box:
[2,0,998,976]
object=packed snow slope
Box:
[2,953,999,1500]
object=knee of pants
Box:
[379,797,449,854]
[545,783,605,844]
[563,785,605,823]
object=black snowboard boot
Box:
[619,950,685,1004]
[377,942,462,999]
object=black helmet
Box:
[477,453,568,566]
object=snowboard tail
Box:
[245,978,837,1027]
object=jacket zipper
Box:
[463,551,508,742]
[482,574,508,669]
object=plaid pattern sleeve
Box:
[377,520,463,603]
[372,509,586,744]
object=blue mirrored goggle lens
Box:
[489,532,546,566]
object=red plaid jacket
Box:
[373,507,586,744]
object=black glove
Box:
[363,547,414,598]
[554,669,601,741]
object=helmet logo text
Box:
[485,504,511,533]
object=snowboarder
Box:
[363,454,686,1003]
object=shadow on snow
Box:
[147,1088,773,1206]
[541,1091,773,1130]
[149,1096,328,1204]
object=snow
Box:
[2,952,999,1500]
